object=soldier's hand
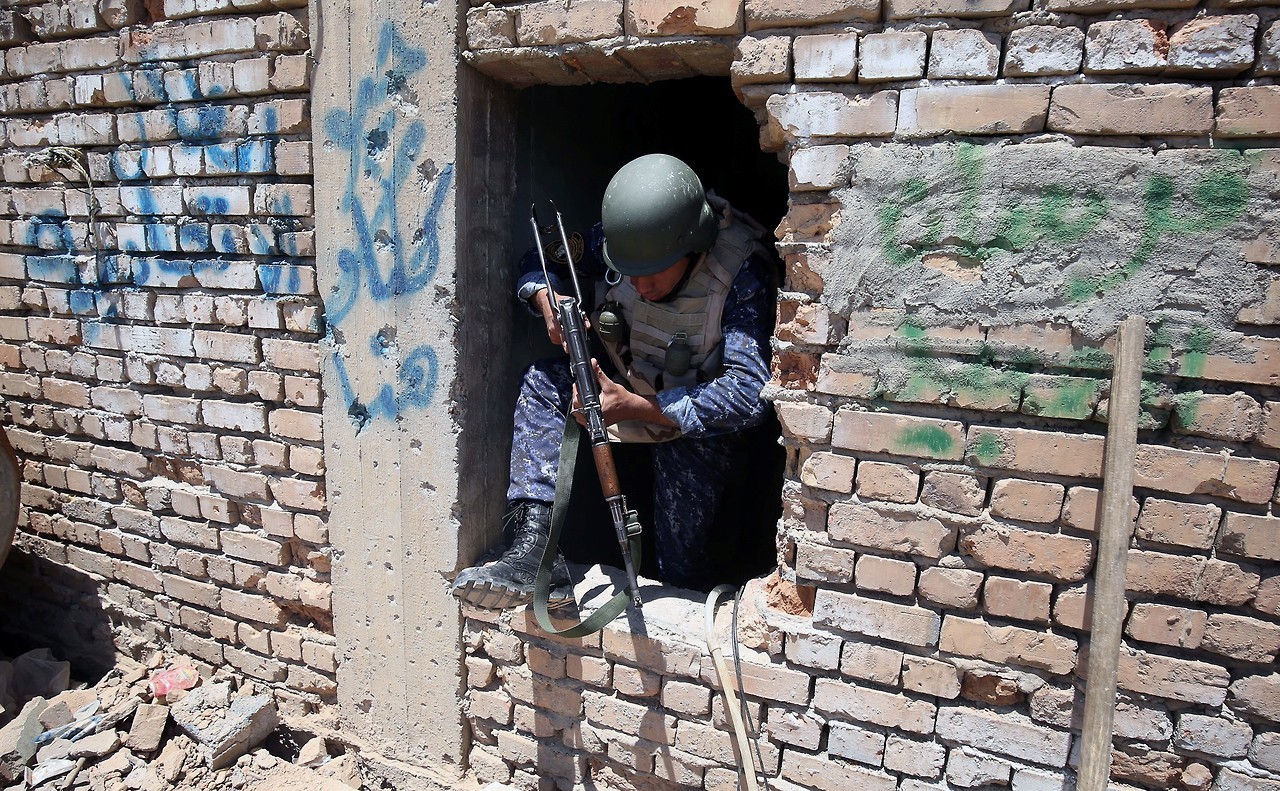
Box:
[532,289,564,347]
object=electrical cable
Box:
[706,583,763,791]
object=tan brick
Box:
[516,0,621,46]
[602,629,700,678]
[1219,513,1280,562]
[859,31,926,81]
[856,461,919,504]
[766,90,898,140]
[966,427,1104,478]
[887,0,1026,18]
[856,554,916,597]
[221,530,287,565]
[1217,86,1280,138]
[990,479,1064,523]
[1254,576,1280,618]
[1229,674,1280,721]
[1049,84,1213,136]
[1202,614,1280,663]
[940,615,1078,675]
[1125,550,1259,606]
[937,706,1071,767]
[1136,498,1220,550]
[1173,392,1262,441]
[1113,645,1229,706]
[702,656,812,705]
[829,502,957,560]
[745,0,879,30]
[1124,602,1205,649]
[886,735,947,778]
[732,35,790,87]
[920,472,986,516]
[800,451,855,494]
[840,642,903,685]
[627,0,741,36]
[794,33,858,83]
[613,664,660,697]
[899,85,1050,136]
[814,589,941,647]
[661,679,710,716]
[796,540,855,583]
[918,566,982,610]
[220,588,287,627]
[902,656,961,699]
[161,573,220,609]
[813,677,936,734]
[468,688,513,725]
[1140,445,1277,504]
[834,407,962,460]
[1060,486,1138,533]
[268,408,321,442]
[1084,19,1168,73]
[960,524,1093,582]
[984,577,1052,623]
[776,401,832,442]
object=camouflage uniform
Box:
[510,223,774,590]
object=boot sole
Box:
[452,578,574,611]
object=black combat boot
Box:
[451,501,573,610]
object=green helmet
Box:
[601,154,719,277]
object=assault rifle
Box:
[530,203,644,613]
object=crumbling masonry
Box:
[1,0,1279,789]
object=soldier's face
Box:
[630,256,691,302]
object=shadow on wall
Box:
[511,77,788,590]
[0,543,124,683]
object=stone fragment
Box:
[125,703,168,752]
[1166,15,1257,75]
[0,696,48,781]
[297,736,329,767]
[1084,20,1168,74]
[1004,26,1084,76]
[69,729,120,758]
[928,29,1000,79]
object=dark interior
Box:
[509,77,788,590]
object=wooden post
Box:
[1077,315,1146,791]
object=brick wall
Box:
[461,1,1280,790]
[0,0,330,711]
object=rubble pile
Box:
[0,651,360,791]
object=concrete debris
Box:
[170,682,278,769]
[0,697,48,782]
[0,652,365,791]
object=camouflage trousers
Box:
[507,357,741,590]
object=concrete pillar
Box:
[312,0,515,782]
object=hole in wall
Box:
[509,76,787,589]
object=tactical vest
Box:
[597,194,770,443]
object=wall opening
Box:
[501,76,788,589]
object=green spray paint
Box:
[1171,390,1203,429]
[1067,170,1248,301]
[879,178,939,267]
[969,432,1008,466]
[1180,325,1213,378]
[1000,185,1109,250]
[897,425,957,456]
[1025,377,1101,420]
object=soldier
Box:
[451,153,776,610]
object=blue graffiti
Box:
[322,22,453,426]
